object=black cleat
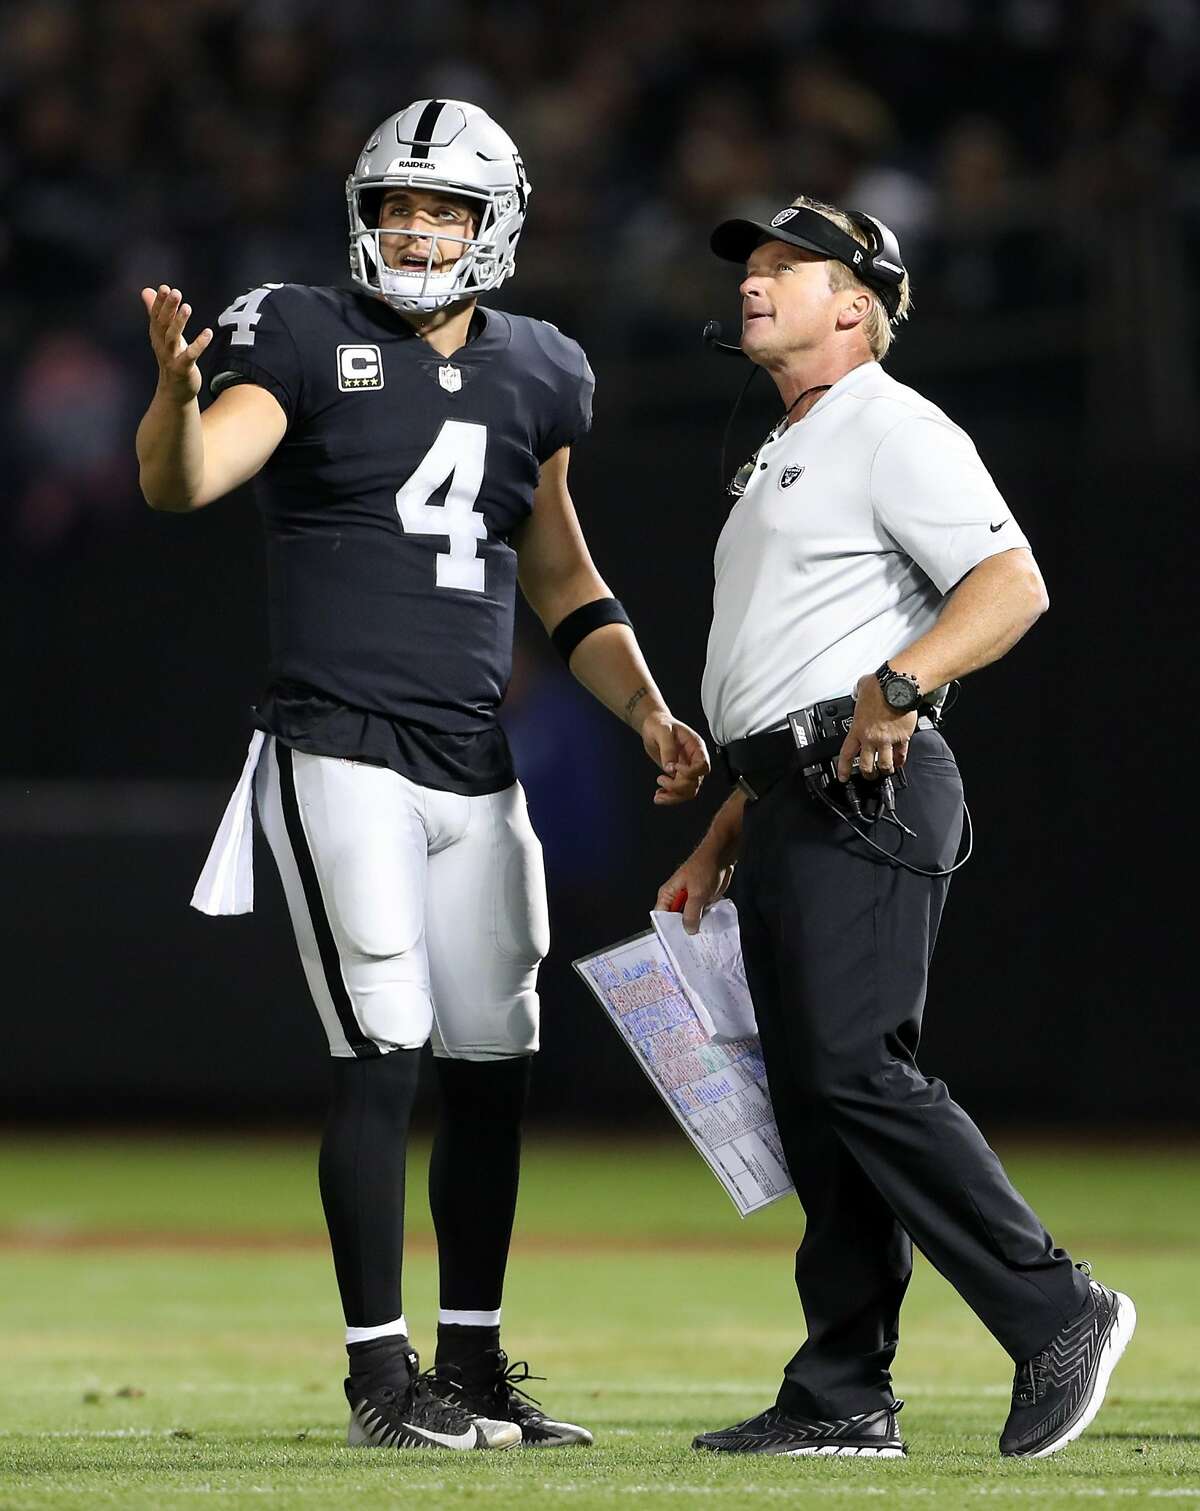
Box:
[693,1401,906,1457]
[345,1344,520,1451]
[1000,1272,1136,1459]
[432,1348,594,1447]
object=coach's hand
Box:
[656,844,734,935]
[641,713,710,806]
[837,675,919,783]
[141,285,213,400]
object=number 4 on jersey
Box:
[218,284,284,347]
[395,420,489,593]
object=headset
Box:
[845,210,907,316]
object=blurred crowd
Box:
[2,2,1192,1120]
[2,0,1197,557]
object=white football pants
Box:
[254,737,549,1060]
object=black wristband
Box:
[550,597,632,664]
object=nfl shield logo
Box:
[779,465,805,489]
[438,364,462,393]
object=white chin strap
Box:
[377,261,463,312]
[359,227,481,313]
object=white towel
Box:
[190,731,265,916]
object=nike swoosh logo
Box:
[355,1403,479,1450]
[405,1423,479,1449]
[411,1426,477,1450]
[989,520,1008,532]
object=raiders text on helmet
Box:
[346,99,531,313]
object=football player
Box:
[136,98,709,1453]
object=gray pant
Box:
[734,732,1088,1419]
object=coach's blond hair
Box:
[791,195,911,360]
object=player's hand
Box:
[837,675,919,783]
[141,285,213,401]
[655,846,734,935]
[641,713,710,805]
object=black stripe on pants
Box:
[275,741,380,1059]
[735,735,1089,1419]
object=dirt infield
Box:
[0,1225,788,1255]
[0,1226,1179,1257]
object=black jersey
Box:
[207,284,593,794]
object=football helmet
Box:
[346,99,531,313]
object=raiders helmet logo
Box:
[779,465,805,489]
[771,208,799,228]
[438,364,463,393]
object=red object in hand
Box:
[669,889,688,912]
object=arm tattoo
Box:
[624,685,649,724]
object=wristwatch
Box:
[875,662,922,713]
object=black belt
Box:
[720,698,939,802]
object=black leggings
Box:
[318,1049,531,1327]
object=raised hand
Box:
[141,285,213,400]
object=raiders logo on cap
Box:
[770,208,799,228]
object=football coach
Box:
[657,195,1134,1461]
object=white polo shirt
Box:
[702,360,1030,746]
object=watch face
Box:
[885,678,917,709]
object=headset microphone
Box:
[702,319,746,358]
[704,320,761,492]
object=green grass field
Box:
[0,1132,1196,1509]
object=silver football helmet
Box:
[346,99,531,313]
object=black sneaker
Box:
[693,1402,906,1457]
[433,1348,594,1447]
[1000,1272,1136,1459]
[345,1345,521,1451]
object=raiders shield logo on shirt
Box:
[779,465,805,489]
[438,364,462,393]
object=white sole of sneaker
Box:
[1025,1291,1137,1460]
[783,1445,906,1458]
